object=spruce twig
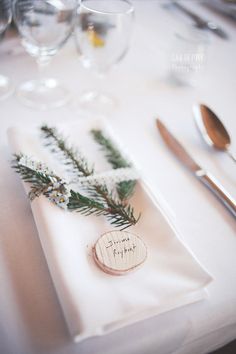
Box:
[41,125,93,177]
[68,190,139,228]
[91,129,137,201]
[40,125,140,229]
[12,154,62,201]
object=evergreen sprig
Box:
[91,129,137,201]
[40,125,140,229]
[41,125,93,177]
[68,190,139,228]
[13,153,137,227]
[12,154,60,201]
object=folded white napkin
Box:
[8,118,212,342]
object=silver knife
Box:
[156,119,236,218]
[172,1,228,39]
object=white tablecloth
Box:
[0,1,236,354]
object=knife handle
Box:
[196,170,236,218]
[172,1,204,26]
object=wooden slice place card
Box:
[93,230,147,275]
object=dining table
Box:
[0,1,236,354]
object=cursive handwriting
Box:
[113,244,136,259]
[105,237,130,249]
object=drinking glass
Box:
[0,0,14,100]
[74,0,134,113]
[13,0,78,109]
[167,26,209,87]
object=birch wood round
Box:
[93,230,147,275]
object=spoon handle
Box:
[196,170,236,218]
[227,149,236,163]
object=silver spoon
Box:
[193,104,236,163]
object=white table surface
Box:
[0,1,236,354]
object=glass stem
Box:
[36,56,51,83]
[94,70,107,94]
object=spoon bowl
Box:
[193,104,236,162]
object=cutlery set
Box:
[171,1,229,39]
[156,104,236,218]
[158,2,234,217]
[165,0,229,40]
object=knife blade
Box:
[172,1,228,39]
[156,119,236,218]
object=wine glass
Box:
[0,0,14,100]
[13,0,78,110]
[74,0,134,113]
[167,25,209,87]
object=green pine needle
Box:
[40,125,140,229]
[12,154,57,200]
[91,129,137,201]
[41,125,94,177]
[91,129,129,169]
[68,190,139,229]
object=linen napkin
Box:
[8,118,212,342]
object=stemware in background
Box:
[74,0,134,113]
[13,0,78,110]
[0,0,14,100]
[167,25,209,87]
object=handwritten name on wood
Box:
[93,230,147,275]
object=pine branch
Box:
[91,129,137,201]
[13,152,140,229]
[12,154,59,200]
[40,126,140,228]
[68,190,139,229]
[41,125,94,177]
[68,190,109,216]
[91,129,130,169]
